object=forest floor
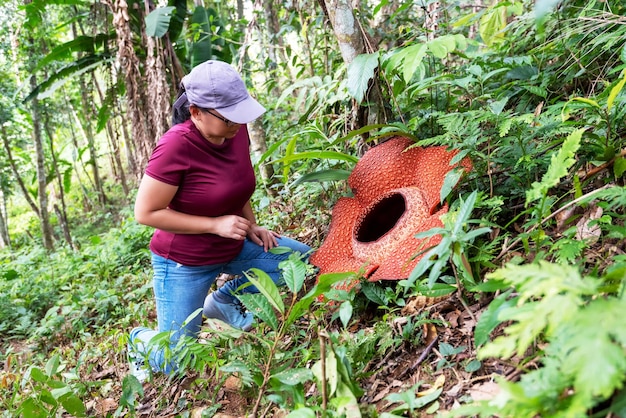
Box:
[75,287,511,418]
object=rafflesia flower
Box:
[310,136,472,291]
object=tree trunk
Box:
[248,118,275,194]
[1,125,40,217]
[320,0,385,143]
[109,0,154,178]
[79,75,108,206]
[0,188,10,249]
[296,1,315,77]
[29,74,54,250]
[65,96,94,211]
[143,2,171,147]
[320,0,365,65]
[263,0,296,84]
[93,72,130,198]
[43,116,75,250]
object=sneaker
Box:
[128,355,149,383]
[203,293,254,331]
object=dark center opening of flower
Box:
[355,193,406,243]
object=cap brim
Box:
[216,95,266,124]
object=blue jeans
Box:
[129,236,311,373]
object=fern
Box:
[453,261,626,417]
[525,128,583,206]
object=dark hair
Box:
[172,85,191,125]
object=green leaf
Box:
[334,381,363,417]
[286,408,317,418]
[238,293,278,330]
[312,348,338,395]
[452,191,478,237]
[360,282,389,305]
[489,96,509,115]
[26,56,107,102]
[59,394,85,417]
[36,33,114,70]
[474,291,515,346]
[272,368,314,385]
[20,398,48,418]
[399,43,427,82]
[280,258,307,294]
[415,282,456,298]
[534,0,560,19]
[30,367,48,383]
[291,169,351,187]
[614,157,626,178]
[243,268,284,314]
[480,261,599,359]
[526,129,583,205]
[339,301,353,328]
[45,354,61,377]
[439,342,466,357]
[386,385,443,411]
[465,359,482,372]
[440,168,464,204]
[120,374,144,408]
[220,360,254,386]
[50,385,72,400]
[479,4,507,46]
[145,6,175,37]
[347,52,380,103]
[427,35,456,59]
[607,70,626,112]
[285,297,314,326]
[273,150,359,165]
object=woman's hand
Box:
[247,224,280,251]
[213,215,252,241]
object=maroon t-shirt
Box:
[145,120,256,265]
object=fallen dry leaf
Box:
[417,374,445,396]
[469,380,501,401]
[576,204,603,244]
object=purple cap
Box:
[181,60,266,124]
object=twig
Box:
[581,148,626,182]
[408,334,439,372]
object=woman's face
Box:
[190,105,241,143]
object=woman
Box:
[129,60,311,379]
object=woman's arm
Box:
[134,175,251,240]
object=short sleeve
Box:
[145,131,191,186]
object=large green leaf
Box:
[399,43,427,83]
[167,0,187,42]
[36,33,114,70]
[347,52,379,103]
[145,6,176,38]
[273,151,359,165]
[280,258,307,294]
[479,3,507,46]
[25,55,110,102]
[243,268,284,314]
[238,293,278,330]
[290,169,351,188]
